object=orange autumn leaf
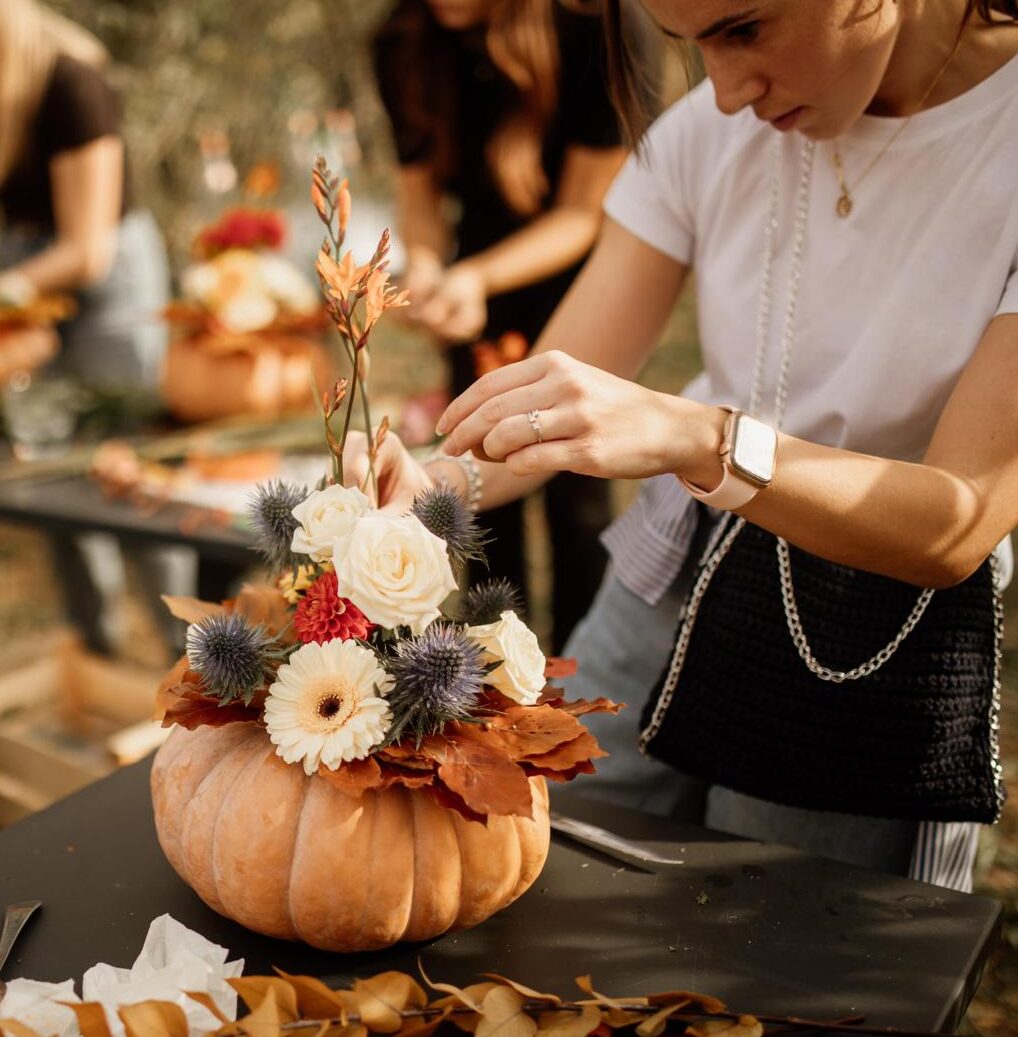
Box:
[233,986,286,1037]
[645,992,725,1015]
[432,728,533,819]
[522,731,607,772]
[64,1003,115,1037]
[184,992,232,1026]
[229,978,298,1020]
[228,584,294,641]
[535,1007,602,1037]
[161,594,224,624]
[480,976,560,1006]
[350,973,427,1034]
[544,658,577,679]
[485,706,587,758]
[118,1001,189,1037]
[572,978,646,1029]
[161,687,262,730]
[0,1021,47,1037]
[475,987,536,1037]
[337,179,351,234]
[316,756,386,796]
[540,697,622,719]
[272,971,357,1021]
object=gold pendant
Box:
[836,192,853,218]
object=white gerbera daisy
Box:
[264,639,393,775]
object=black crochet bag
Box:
[639,515,1005,823]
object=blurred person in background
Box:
[373,0,650,652]
[0,0,174,655]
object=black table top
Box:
[0,759,1001,1034]
[0,474,252,563]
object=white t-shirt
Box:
[602,54,1018,604]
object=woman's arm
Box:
[417,144,627,341]
[439,300,1018,589]
[3,136,123,296]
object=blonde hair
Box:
[0,0,108,187]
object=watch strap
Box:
[681,464,761,510]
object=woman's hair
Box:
[604,0,1018,146]
[0,0,108,187]
[377,0,564,216]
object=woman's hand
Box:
[0,327,60,384]
[416,263,488,342]
[343,429,436,513]
[435,349,723,482]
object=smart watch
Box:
[681,406,777,510]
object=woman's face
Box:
[425,0,493,30]
[643,0,902,139]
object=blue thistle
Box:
[411,485,489,569]
[246,480,306,571]
[461,578,523,625]
[185,613,283,705]
[385,624,487,745]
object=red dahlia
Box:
[294,570,375,644]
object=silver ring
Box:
[526,409,543,444]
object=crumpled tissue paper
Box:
[0,914,244,1037]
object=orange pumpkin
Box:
[151,723,551,951]
[162,332,332,423]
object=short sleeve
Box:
[373,27,432,166]
[555,9,624,149]
[37,56,120,158]
[996,259,1018,317]
[602,86,708,266]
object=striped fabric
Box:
[909,820,982,893]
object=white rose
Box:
[291,484,372,562]
[334,513,457,634]
[466,610,546,705]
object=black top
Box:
[374,4,623,342]
[0,54,129,232]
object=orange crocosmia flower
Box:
[337,178,352,234]
[317,249,366,299]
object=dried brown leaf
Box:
[543,658,577,679]
[540,698,622,719]
[646,993,725,1015]
[161,688,262,730]
[633,1004,682,1037]
[229,584,294,641]
[475,988,537,1037]
[273,971,356,1020]
[351,973,427,1033]
[484,707,586,759]
[535,1006,602,1037]
[229,979,298,1022]
[0,1020,46,1037]
[119,1001,190,1037]
[522,733,607,772]
[434,729,533,818]
[394,1008,451,1037]
[426,984,499,1034]
[686,1017,762,1037]
[64,1003,115,1037]
[572,979,646,1029]
[234,988,287,1037]
[480,976,559,1006]
[185,992,232,1025]
[161,594,224,624]
[316,757,386,796]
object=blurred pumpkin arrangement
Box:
[151,162,617,952]
[162,203,332,422]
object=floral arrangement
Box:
[0,294,76,331]
[155,160,615,822]
[164,208,324,336]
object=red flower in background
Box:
[294,570,375,644]
[196,208,287,258]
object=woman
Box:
[0,0,171,654]
[0,0,168,391]
[373,0,639,652]
[358,0,1018,892]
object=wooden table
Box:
[0,758,1001,1033]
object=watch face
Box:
[730,415,777,486]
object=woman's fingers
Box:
[437,351,554,442]
[441,379,559,459]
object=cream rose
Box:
[291,484,372,563]
[334,513,457,634]
[466,610,546,705]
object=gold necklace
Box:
[831,32,964,218]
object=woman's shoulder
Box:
[38,53,120,150]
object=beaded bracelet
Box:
[424,450,483,513]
